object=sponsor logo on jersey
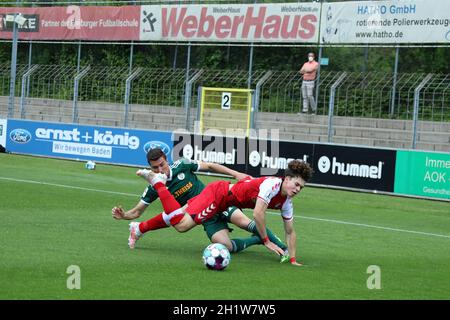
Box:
[10,128,31,144]
[177,173,185,180]
[173,182,193,198]
[143,140,171,155]
[317,155,383,179]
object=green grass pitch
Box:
[0,153,449,300]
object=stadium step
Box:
[77,116,121,128]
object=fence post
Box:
[248,0,257,88]
[412,73,433,149]
[8,11,19,118]
[248,45,254,89]
[123,67,143,127]
[253,70,273,130]
[390,46,400,117]
[315,46,323,109]
[20,64,39,119]
[72,66,90,124]
[184,69,204,131]
[183,44,192,130]
[327,72,347,142]
[26,41,33,97]
[195,86,203,134]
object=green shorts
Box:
[202,206,239,240]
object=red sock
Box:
[153,182,182,214]
[169,214,184,226]
[139,213,169,234]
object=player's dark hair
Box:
[146,148,167,164]
[284,160,313,182]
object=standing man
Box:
[300,52,320,114]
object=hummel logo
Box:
[143,11,157,32]
[198,203,216,220]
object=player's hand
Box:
[235,173,252,181]
[264,241,285,256]
[291,260,303,267]
[112,206,125,220]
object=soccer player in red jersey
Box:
[113,148,289,260]
[137,160,313,266]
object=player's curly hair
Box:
[146,148,167,164]
[284,160,313,182]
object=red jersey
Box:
[230,177,294,221]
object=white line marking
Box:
[284,213,450,239]
[2,176,450,240]
[0,176,138,197]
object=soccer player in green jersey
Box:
[112,148,289,259]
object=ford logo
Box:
[10,128,32,144]
[143,141,171,155]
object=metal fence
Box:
[257,71,450,122]
[0,64,449,150]
[27,65,78,100]
[131,68,192,108]
[2,64,449,120]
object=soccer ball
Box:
[202,243,231,271]
[85,161,96,170]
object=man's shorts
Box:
[186,180,230,224]
[201,206,239,240]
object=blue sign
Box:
[5,119,173,167]
[320,57,329,66]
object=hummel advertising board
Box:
[246,138,314,177]
[6,119,172,166]
[172,131,248,175]
[172,133,397,192]
[312,144,396,192]
[246,139,396,192]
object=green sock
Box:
[230,235,261,253]
[247,220,288,251]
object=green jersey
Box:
[141,158,205,206]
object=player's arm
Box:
[112,201,148,220]
[283,219,302,266]
[253,198,285,256]
[198,161,250,181]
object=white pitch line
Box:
[0,176,138,198]
[2,176,450,240]
[281,213,450,239]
